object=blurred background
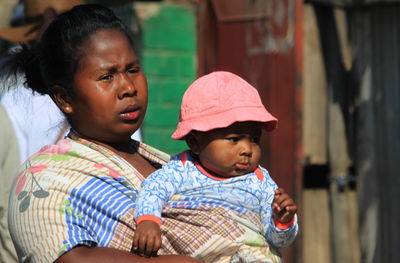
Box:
[0,0,399,263]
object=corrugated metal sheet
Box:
[198,1,303,262]
[199,0,302,196]
[307,0,400,7]
[349,5,400,263]
[211,0,272,22]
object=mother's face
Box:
[56,29,148,144]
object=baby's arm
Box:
[272,188,297,225]
[260,171,298,247]
[133,159,184,256]
[132,220,161,257]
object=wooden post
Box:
[0,0,18,27]
[313,4,360,263]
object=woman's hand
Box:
[132,221,162,257]
[153,255,204,263]
[272,188,297,224]
[56,246,204,263]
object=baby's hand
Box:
[272,188,297,224]
[132,220,161,257]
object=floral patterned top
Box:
[8,131,169,263]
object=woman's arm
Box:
[56,246,203,263]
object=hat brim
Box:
[171,106,278,140]
[0,24,38,43]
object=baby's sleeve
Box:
[259,168,299,247]
[134,158,184,224]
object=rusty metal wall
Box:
[307,0,400,7]
[198,1,303,262]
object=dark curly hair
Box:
[1,4,135,96]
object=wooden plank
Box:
[369,6,400,263]
[347,9,377,263]
[0,0,18,26]
[302,189,332,263]
[312,5,360,263]
[349,6,400,263]
[303,4,328,165]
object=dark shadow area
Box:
[303,164,330,189]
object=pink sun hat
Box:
[171,71,278,140]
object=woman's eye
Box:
[251,137,260,144]
[127,67,140,74]
[98,74,113,81]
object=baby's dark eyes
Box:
[227,137,240,142]
[226,136,260,144]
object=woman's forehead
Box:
[76,29,137,70]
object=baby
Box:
[133,71,298,262]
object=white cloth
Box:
[1,86,142,164]
[1,87,65,164]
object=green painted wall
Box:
[137,2,197,155]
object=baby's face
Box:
[194,121,262,178]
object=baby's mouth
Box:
[235,162,250,171]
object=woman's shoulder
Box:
[136,141,171,168]
[31,139,75,158]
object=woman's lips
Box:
[120,105,140,121]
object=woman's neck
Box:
[70,129,132,153]
[69,129,157,177]
[83,134,157,177]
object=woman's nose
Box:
[118,73,136,98]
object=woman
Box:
[5,4,201,263]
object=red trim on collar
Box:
[181,151,188,165]
[254,168,264,181]
[194,161,228,180]
[187,154,263,181]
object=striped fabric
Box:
[8,131,169,263]
[135,151,298,262]
[159,206,284,263]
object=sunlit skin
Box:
[189,121,263,178]
[54,30,147,144]
[133,121,298,257]
[67,29,147,144]
[52,29,156,177]
[53,29,202,263]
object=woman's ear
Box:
[185,132,201,155]
[51,85,73,114]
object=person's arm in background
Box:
[0,105,19,262]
